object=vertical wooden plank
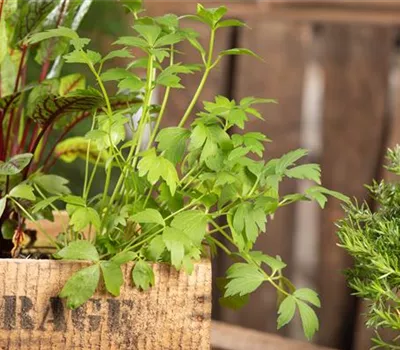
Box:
[317,25,392,349]
[214,18,308,334]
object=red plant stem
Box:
[27,124,39,154]
[4,46,28,159]
[14,45,27,93]
[0,111,4,161]
[42,111,90,170]
[0,0,4,22]
[39,0,67,82]
[17,119,32,153]
[4,109,15,159]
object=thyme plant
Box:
[6,2,347,340]
[337,146,400,349]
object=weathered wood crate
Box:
[0,259,211,350]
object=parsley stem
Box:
[178,28,216,128]
[83,115,96,201]
[208,236,231,255]
[107,54,155,212]
[147,45,174,148]
[210,219,235,246]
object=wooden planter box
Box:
[0,215,212,349]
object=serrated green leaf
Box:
[219,48,262,60]
[286,164,321,184]
[225,263,264,297]
[32,196,60,213]
[56,240,99,262]
[249,251,286,271]
[156,127,190,164]
[132,260,155,291]
[162,226,188,269]
[100,261,123,296]
[134,24,162,46]
[28,26,80,45]
[239,97,277,108]
[297,300,319,340]
[34,174,70,195]
[275,149,308,175]
[69,207,91,232]
[294,288,321,308]
[309,186,350,204]
[138,149,179,195]
[102,49,133,62]
[131,209,165,226]
[111,251,136,265]
[9,183,35,201]
[118,75,145,92]
[217,277,249,310]
[216,19,246,29]
[233,203,265,245]
[113,36,148,48]
[171,210,208,246]
[87,207,101,232]
[155,32,184,47]
[146,236,166,261]
[59,264,100,309]
[62,195,86,207]
[277,295,296,329]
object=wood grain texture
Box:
[316,24,392,349]
[0,259,211,350]
[211,320,338,350]
[213,18,308,333]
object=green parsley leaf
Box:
[297,300,319,340]
[59,264,100,309]
[132,260,155,290]
[225,263,264,297]
[171,210,208,246]
[9,183,35,201]
[131,208,165,226]
[100,261,124,296]
[277,295,296,329]
[55,241,99,262]
[294,288,321,308]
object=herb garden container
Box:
[0,214,211,350]
[0,259,211,350]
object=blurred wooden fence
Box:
[143,1,399,349]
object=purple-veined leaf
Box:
[12,0,59,45]
[29,89,103,126]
